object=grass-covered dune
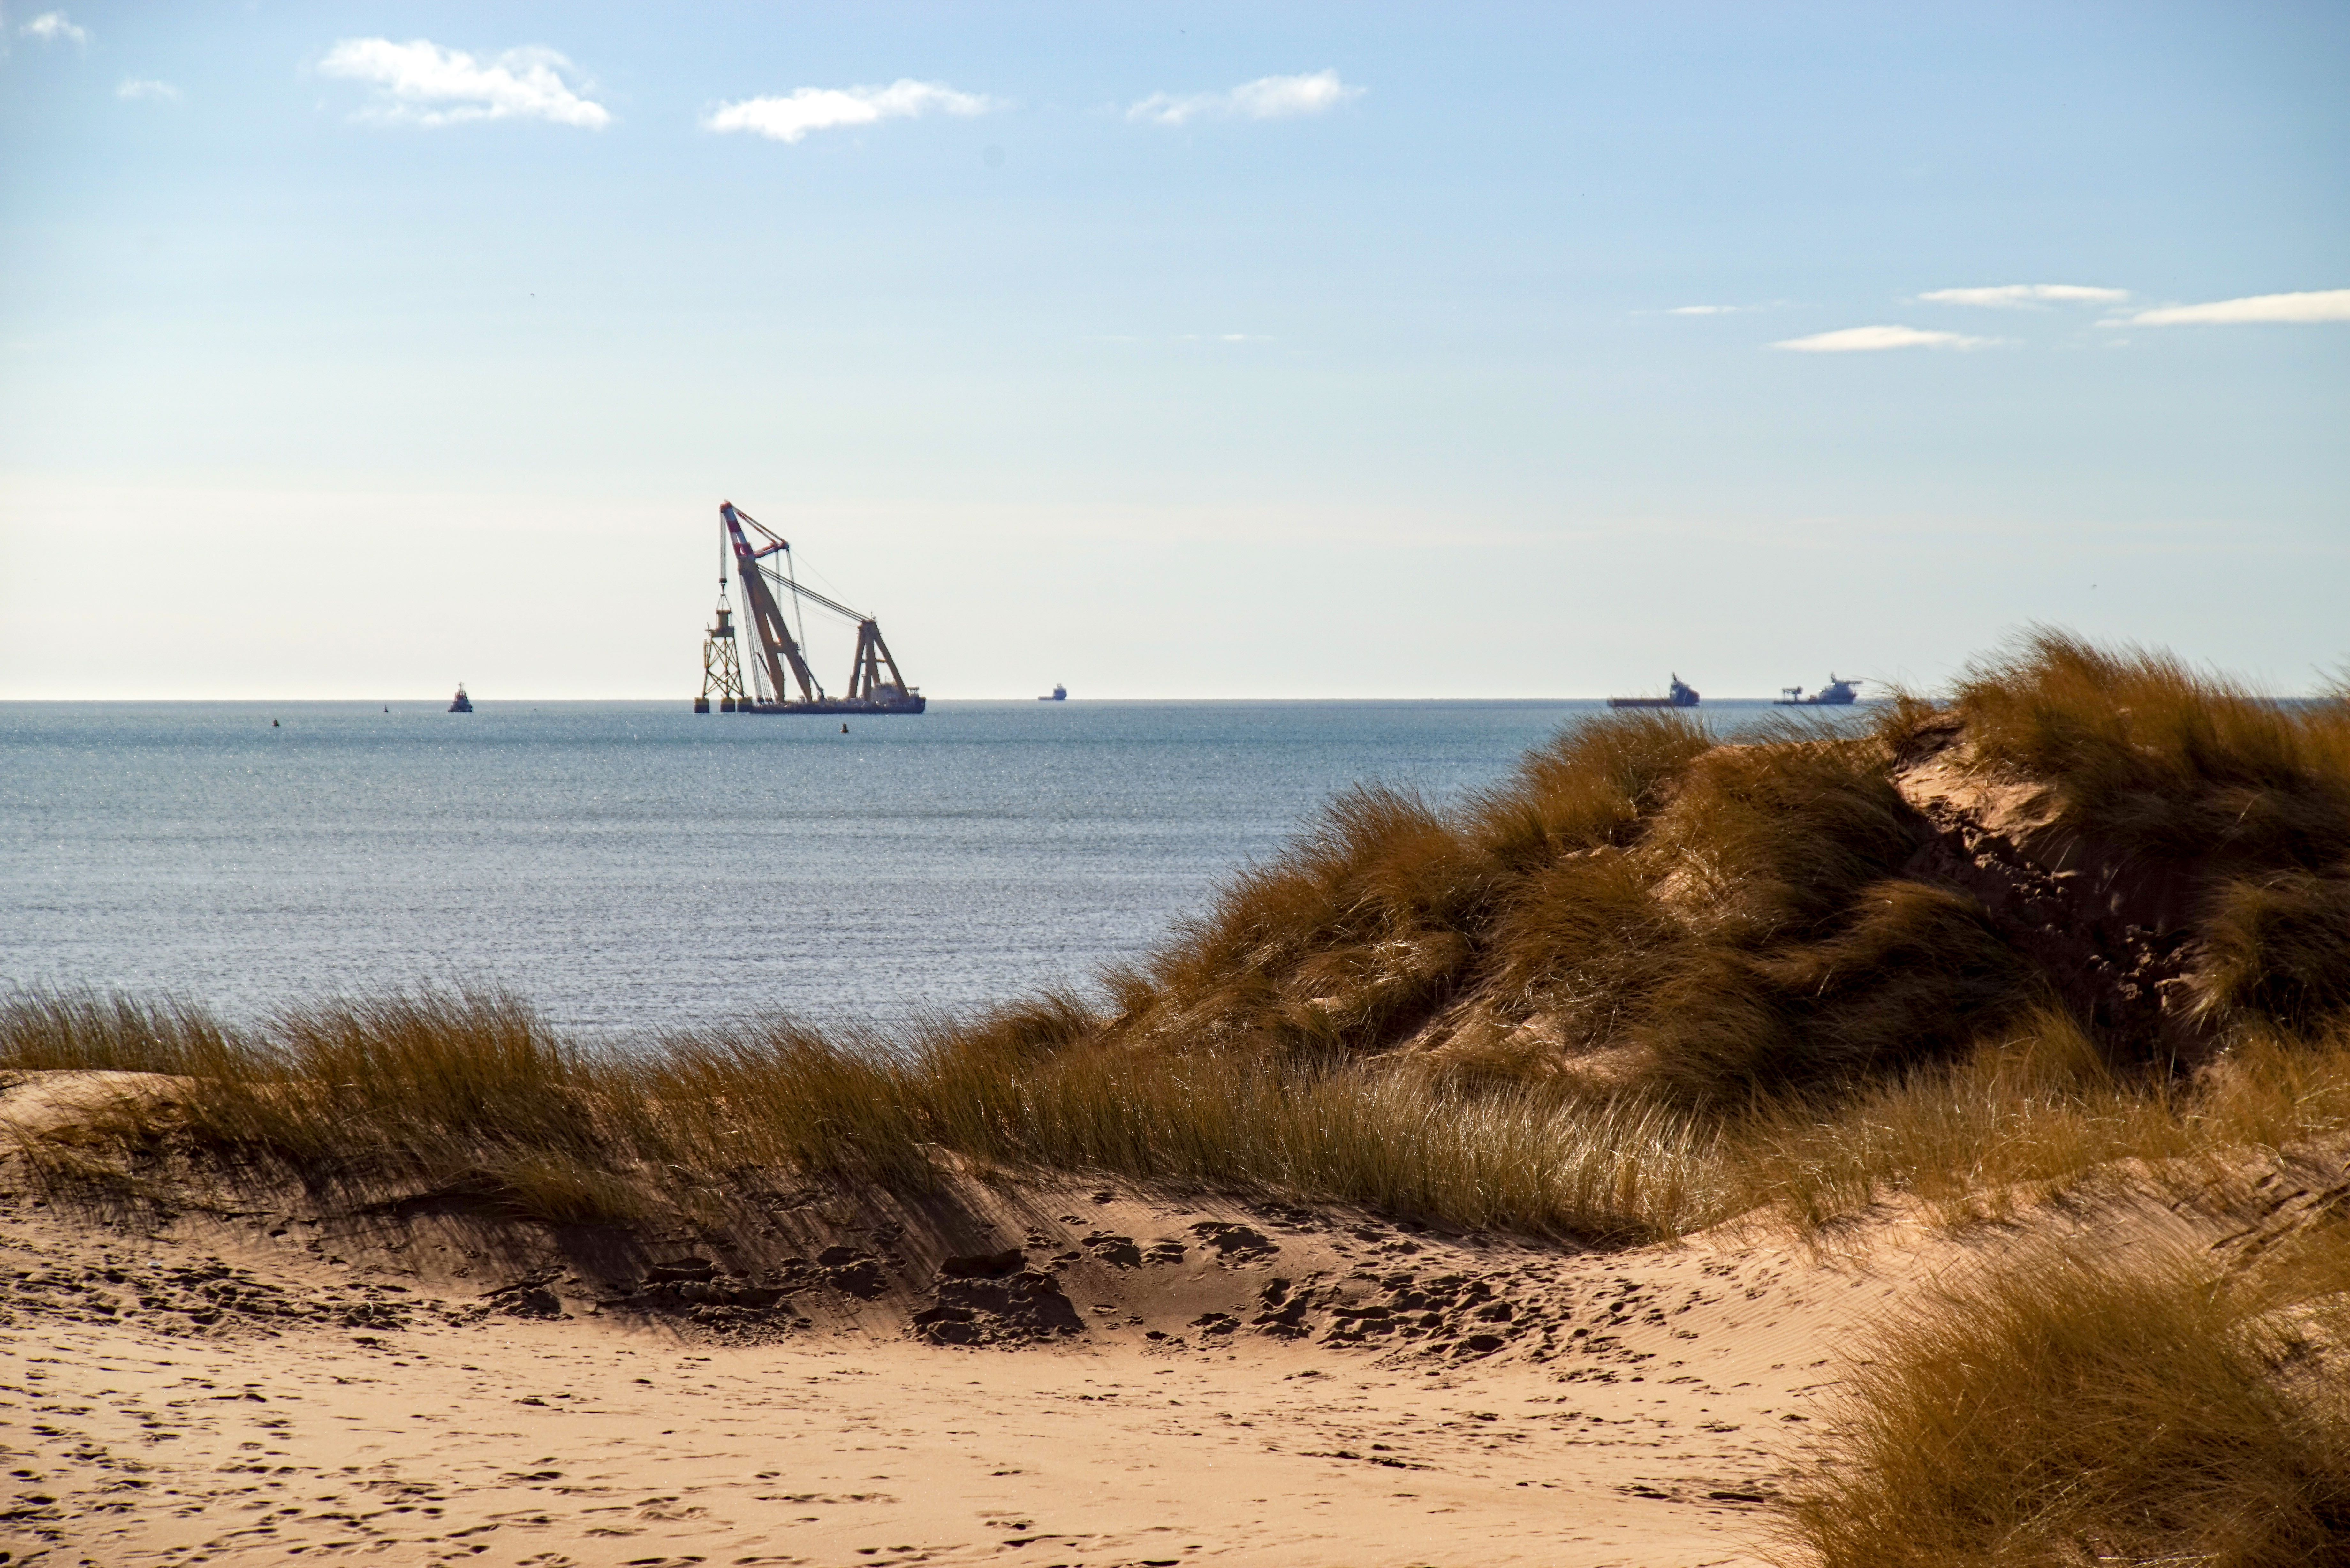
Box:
[7,628,2350,1566]
[9,632,2345,1235]
[1103,628,2350,1093]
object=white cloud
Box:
[1127,69,1362,127]
[317,38,610,128]
[22,11,88,45]
[1918,283,2129,308]
[1772,325,1992,353]
[117,79,180,102]
[703,79,998,143]
[1668,305,1738,315]
[2119,289,2350,326]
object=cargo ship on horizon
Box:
[1608,674,1700,709]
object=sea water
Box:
[0,700,1864,1036]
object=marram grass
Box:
[8,987,2350,1246]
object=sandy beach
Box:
[0,1089,1888,1568]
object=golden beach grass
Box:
[1780,1229,2350,1568]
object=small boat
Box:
[448,684,473,713]
[1039,683,1067,702]
[1777,674,1864,706]
[1608,674,1699,710]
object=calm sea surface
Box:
[1,699,1862,1036]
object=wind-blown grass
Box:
[1782,1231,2350,1568]
[1954,628,2350,870]
[0,989,1728,1240]
[1104,629,2350,1097]
[1953,629,2350,1034]
[10,989,2350,1252]
[1101,712,2051,1106]
[1729,1012,2350,1234]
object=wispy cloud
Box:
[1773,325,1992,353]
[317,38,610,128]
[2118,289,2350,326]
[1919,283,2128,308]
[22,11,88,46]
[1668,305,1740,316]
[1127,69,1362,127]
[704,80,998,143]
[1089,332,1274,346]
[117,78,180,101]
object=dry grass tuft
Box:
[0,989,248,1075]
[1105,630,2350,1099]
[1951,629,2350,1036]
[1783,1231,2350,1568]
[1108,710,2044,1106]
[0,988,1724,1241]
[901,1037,1718,1240]
[2200,870,2350,1029]
[1466,709,1714,870]
[1956,626,2350,870]
[12,995,2350,1253]
[1124,783,1499,1059]
[1628,878,2026,1106]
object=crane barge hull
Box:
[738,695,927,715]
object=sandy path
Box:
[2,1315,1800,1567]
[0,1071,1898,1566]
[0,1214,1870,1568]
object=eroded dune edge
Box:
[6,632,2350,1567]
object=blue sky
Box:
[2,2,2344,699]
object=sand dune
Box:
[0,1070,1917,1567]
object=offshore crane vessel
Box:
[1777,674,1865,705]
[694,501,926,715]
